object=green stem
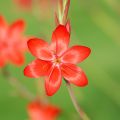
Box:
[65,80,90,120]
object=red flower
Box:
[24,25,91,96]
[0,16,27,67]
[13,0,32,9]
[38,0,58,19]
[27,101,60,120]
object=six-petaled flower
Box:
[24,25,91,96]
[0,16,27,67]
[13,0,32,10]
[27,101,60,120]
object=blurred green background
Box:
[0,0,120,120]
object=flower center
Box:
[53,55,61,64]
[55,58,61,64]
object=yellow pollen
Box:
[55,58,61,64]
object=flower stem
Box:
[9,77,35,101]
[65,80,90,120]
[2,66,35,101]
[35,78,49,104]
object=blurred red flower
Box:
[37,0,58,19]
[0,16,27,67]
[24,25,91,96]
[27,101,60,120]
[13,0,32,9]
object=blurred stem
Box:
[8,76,35,101]
[65,80,90,120]
[2,66,35,101]
[35,78,49,104]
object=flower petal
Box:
[28,38,54,61]
[8,51,24,66]
[27,101,43,120]
[61,45,91,64]
[16,37,28,52]
[50,25,70,56]
[61,63,88,86]
[27,101,60,120]
[66,20,71,33]
[45,65,62,96]
[9,20,25,39]
[0,16,7,28]
[0,16,7,40]
[14,0,32,9]
[24,59,52,78]
[0,56,6,67]
[45,105,60,119]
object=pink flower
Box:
[27,101,60,120]
[24,25,91,96]
[0,16,27,67]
